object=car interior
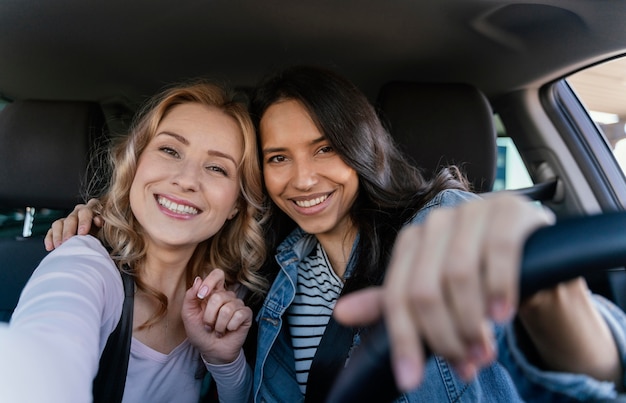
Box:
[0,100,109,321]
[1,0,626,400]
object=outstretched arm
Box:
[1,236,124,402]
[334,193,623,394]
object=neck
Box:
[140,245,195,295]
[132,249,192,354]
[316,225,357,279]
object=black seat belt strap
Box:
[304,312,355,403]
[93,271,134,403]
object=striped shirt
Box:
[287,242,344,394]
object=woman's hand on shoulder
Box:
[334,192,554,391]
[44,198,103,251]
[182,269,252,365]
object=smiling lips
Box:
[293,194,329,208]
[157,195,199,215]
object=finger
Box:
[196,269,227,299]
[225,306,252,332]
[385,306,424,392]
[44,228,55,251]
[92,215,104,230]
[442,201,491,358]
[333,287,384,326]
[400,212,466,364]
[49,218,68,248]
[202,291,237,331]
[451,318,496,380]
[384,225,429,391]
[482,194,554,322]
[77,199,101,235]
[213,299,251,333]
[61,214,80,241]
[212,295,238,333]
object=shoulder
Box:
[30,235,123,299]
[410,189,481,225]
[41,235,114,271]
[48,234,111,259]
[11,234,125,345]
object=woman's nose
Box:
[291,159,318,190]
[172,161,200,191]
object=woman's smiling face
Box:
[130,102,242,252]
[260,99,359,240]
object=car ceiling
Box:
[1,0,625,113]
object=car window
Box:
[567,57,626,174]
[494,114,534,192]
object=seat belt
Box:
[92,271,134,403]
[305,315,355,403]
[305,243,375,403]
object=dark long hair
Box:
[250,65,469,291]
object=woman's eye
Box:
[268,155,286,163]
[319,145,333,154]
[206,165,228,176]
[160,146,179,157]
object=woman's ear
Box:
[228,208,239,220]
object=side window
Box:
[493,114,534,191]
[567,57,626,172]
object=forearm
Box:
[518,277,623,387]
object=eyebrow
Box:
[158,131,238,165]
[262,135,326,155]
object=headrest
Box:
[0,100,108,209]
[377,82,497,193]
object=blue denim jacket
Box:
[253,189,626,402]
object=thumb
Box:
[333,287,385,326]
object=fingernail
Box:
[489,298,510,322]
[197,285,209,299]
[469,343,486,363]
[78,225,87,234]
[455,362,477,381]
[395,357,421,392]
[193,276,201,287]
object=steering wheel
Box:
[327,211,626,403]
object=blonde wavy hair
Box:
[95,81,268,327]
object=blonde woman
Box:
[0,82,267,402]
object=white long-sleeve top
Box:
[0,235,251,403]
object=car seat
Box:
[377,82,497,193]
[376,82,626,305]
[376,81,558,200]
[0,100,108,321]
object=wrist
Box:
[201,348,244,367]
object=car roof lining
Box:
[1,0,625,107]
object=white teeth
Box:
[294,195,328,208]
[157,196,198,215]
